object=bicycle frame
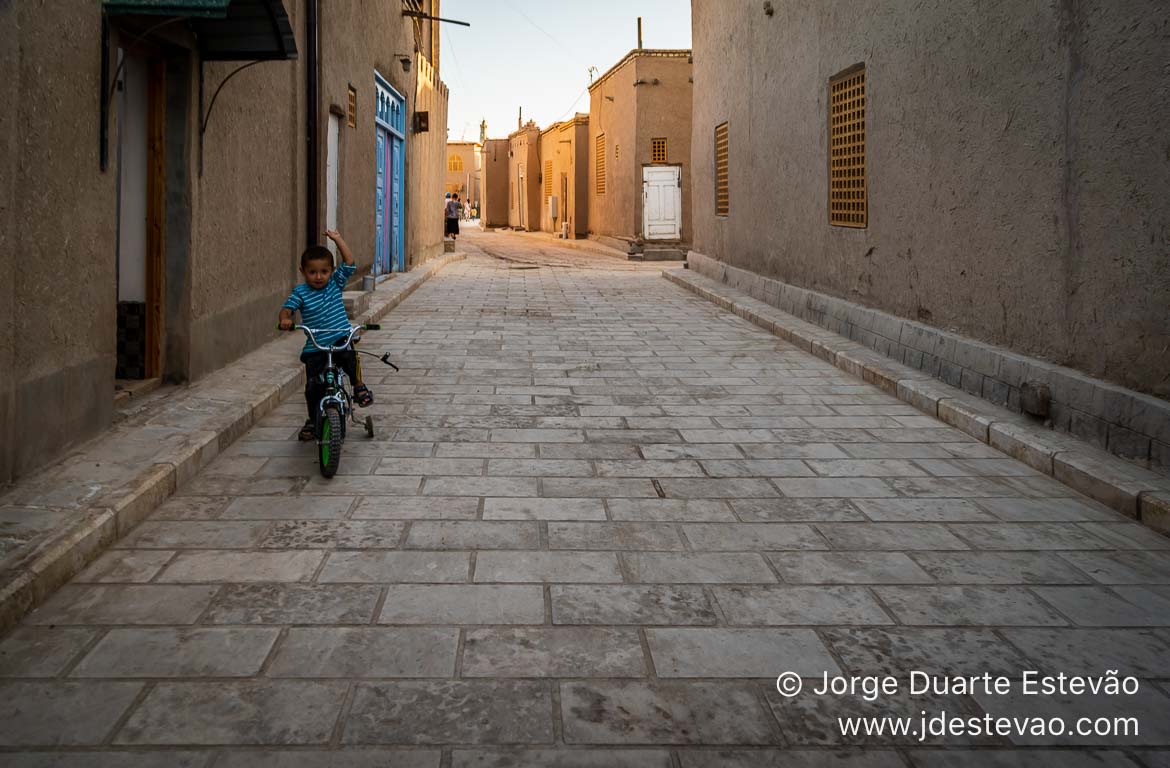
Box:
[297,325,363,436]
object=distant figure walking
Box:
[445,194,461,240]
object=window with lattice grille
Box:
[544,160,553,199]
[651,138,667,163]
[347,86,357,128]
[829,65,867,227]
[714,122,729,217]
[596,134,606,195]
[448,154,464,172]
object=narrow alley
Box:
[2,231,1168,764]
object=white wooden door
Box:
[643,165,681,239]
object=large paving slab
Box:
[1,232,1168,757]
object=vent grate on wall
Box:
[652,137,667,163]
[347,86,357,129]
[544,160,553,199]
[596,134,606,195]
[714,122,729,217]
[829,65,866,227]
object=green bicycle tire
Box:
[319,406,343,478]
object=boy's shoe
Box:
[354,384,374,408]
[299,419,315,442]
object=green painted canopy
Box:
[103,0,231,18]
[104,0,297,61]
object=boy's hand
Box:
[324,229,354,265]
[279,317,294,331]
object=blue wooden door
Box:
[391,135,404,272]
[375,73,405,274]
[374,128,388,274]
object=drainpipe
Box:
[306,0,319,247]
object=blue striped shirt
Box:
[283,261,356,354]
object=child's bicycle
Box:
[282,323,398,478]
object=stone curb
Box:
[684,252,1170,471]
[662,267,1170,534]
[0,252,464,636]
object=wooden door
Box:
[642,165,681,240]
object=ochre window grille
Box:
[829,65,867,227]
[544,160,553,199]
[714,122,729,217]
[346,86,357,128]
[651,137,667,163]
[596,134,606,195]
[448,154,464,172]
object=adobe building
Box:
[0,0,447,485]
[445,140,482,209]
[480,138,510,228]
[588,48,692,253]
[507,121,542,231]
[689,0,1170,471]
[538,114,590,238]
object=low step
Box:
[640,247,686,261]
[342,290,370,316]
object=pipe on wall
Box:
[306,0,319,247]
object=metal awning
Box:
[103,0,297,61]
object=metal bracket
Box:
[198,59,262,176]
[401,10,470,27]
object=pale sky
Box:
[439,0,692,142]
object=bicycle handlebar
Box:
[277,323,382,352]
[276,323,381,332]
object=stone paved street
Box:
[2,230,1169,765]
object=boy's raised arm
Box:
[324,230,354,266]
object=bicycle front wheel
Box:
[318,406,343,478]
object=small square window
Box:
[651,138,667,163]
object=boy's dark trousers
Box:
[301,348,358,422]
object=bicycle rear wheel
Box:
[318,406,343,478]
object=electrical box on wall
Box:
[548,195,559,220]
[413,111,429,132]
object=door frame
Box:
[641,164,682,241]
[144,56,166,378]
[374,73,405,274]
[115,48,166,380]
[518,164,526,230]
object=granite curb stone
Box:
[681,251,1170,470]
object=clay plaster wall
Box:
[690,0,1170,399]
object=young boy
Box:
[278,230,374,441]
